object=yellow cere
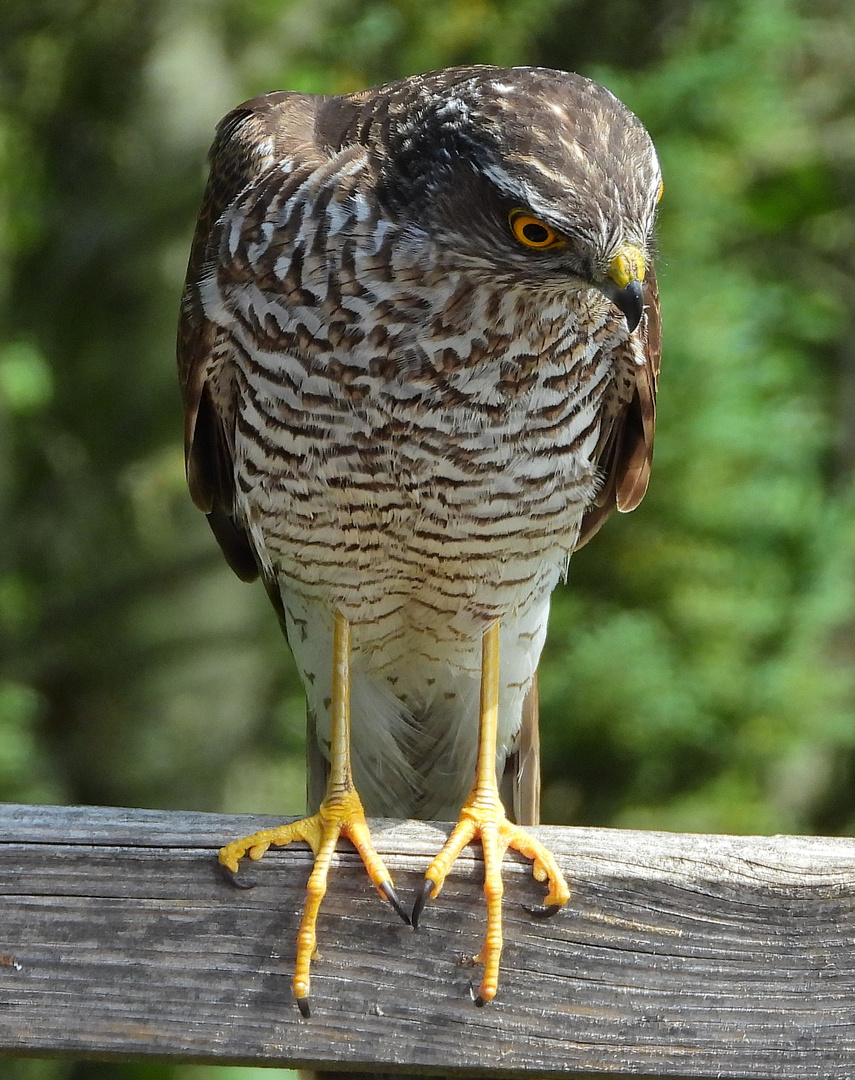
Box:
[607,244,646,288]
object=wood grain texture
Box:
[0,802,854,1077]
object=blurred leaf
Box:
[0,340,53,413]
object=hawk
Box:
[178,64,661,1015]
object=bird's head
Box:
[354,66,661,331]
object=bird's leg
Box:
[219,610,408,1016]
[412,620,570,1004]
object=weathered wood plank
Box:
[0,802,854,1078]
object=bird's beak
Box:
[599,244,646,332]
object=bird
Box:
[177,64,661,1017]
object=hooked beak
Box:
[599,244,646,332]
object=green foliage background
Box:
[2,0,855,1077]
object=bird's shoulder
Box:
[177,89,384,587]
[176,94,323,583]
[210,91,327,193]
[577,264,661,547]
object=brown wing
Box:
[576,264,662,549]
[177,91,323,582]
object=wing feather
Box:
[176,92,322,581]
[576,265,661,549]
[501,675,541,827]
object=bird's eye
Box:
[508,209,564,250]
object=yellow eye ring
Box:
[508,209,564,250]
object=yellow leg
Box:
[219,611,407,1017]
[412,621,570,1004]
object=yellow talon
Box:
[413,621,570,1004]
[218,613,408,1014]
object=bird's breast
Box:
[218,254,629,633]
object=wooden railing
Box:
[1,802,853,1077]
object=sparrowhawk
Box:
[178,64,662,1015]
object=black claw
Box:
[296,997,311,1019]
[474,995,487,1008]
[218,861,257,890]
[523,902,563,920]
[378,881,411,925]
[411,878,435,929]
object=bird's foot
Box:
[411,787,570,1005]
[219,785,408,1016]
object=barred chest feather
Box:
[200,158,641,816]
